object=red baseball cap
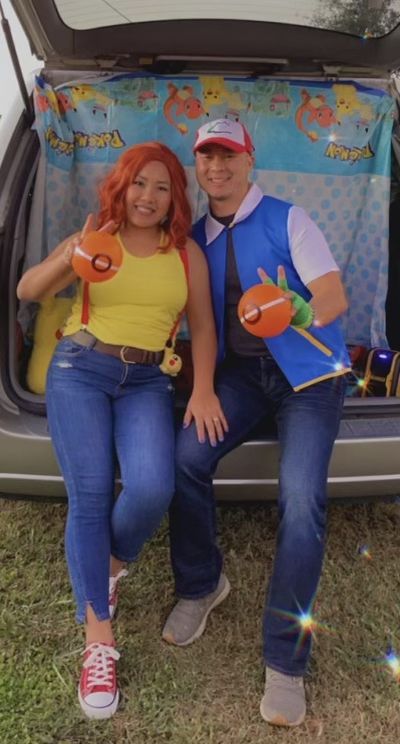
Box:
[193,119,254,154]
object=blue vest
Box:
[193,195,351,391]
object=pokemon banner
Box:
[30,73,395,347]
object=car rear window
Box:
[53,0,400,37]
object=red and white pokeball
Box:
[71,231,122,283]
[238,283,292,338]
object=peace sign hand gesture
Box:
[257,265,314,329]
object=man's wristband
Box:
[290,295,314,329]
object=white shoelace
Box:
[109,568,128,596]
[83,643,120,688]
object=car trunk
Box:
[2,0,400,500]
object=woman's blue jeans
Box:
[46,338,175,623]
[170,354,345,675]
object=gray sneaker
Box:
[260,666,306,727]
[162,573,231,646]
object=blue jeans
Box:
[170,354,345,675]
[46,338,175,623]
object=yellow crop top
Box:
[63,233,188,351]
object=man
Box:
[162,119,350,727]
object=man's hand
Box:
[257,266,314,329]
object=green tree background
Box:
[312,0,399,36]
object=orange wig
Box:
[97,142,192,251]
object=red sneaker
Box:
[109,568,128,619]
[78,642,120,719]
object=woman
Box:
[17,142,227,720]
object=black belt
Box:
[66,331,164,365]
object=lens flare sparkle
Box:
[385,648,400,681]
[374,647,400,683]
[357,544,372,560]
[270,598,333,657]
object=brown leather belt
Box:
[66,330,164,365]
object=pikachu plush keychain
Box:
[159,247,189,377]
[159,340,183,376]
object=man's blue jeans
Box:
[170,354,345,675]
[46,338,175,623]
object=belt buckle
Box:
[120,346,136,364]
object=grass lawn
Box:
[1,497,400,743]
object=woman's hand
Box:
[62,237,78,267]
[17,213,119,302]
[183,391,229,447]
[65,213,118,269]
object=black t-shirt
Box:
[212,212,270,357]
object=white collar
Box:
[204,183,264,245]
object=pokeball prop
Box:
[238,283,292,338]
[72,231,122,283]
[238,269,333,357]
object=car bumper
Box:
[1,408,400,501]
